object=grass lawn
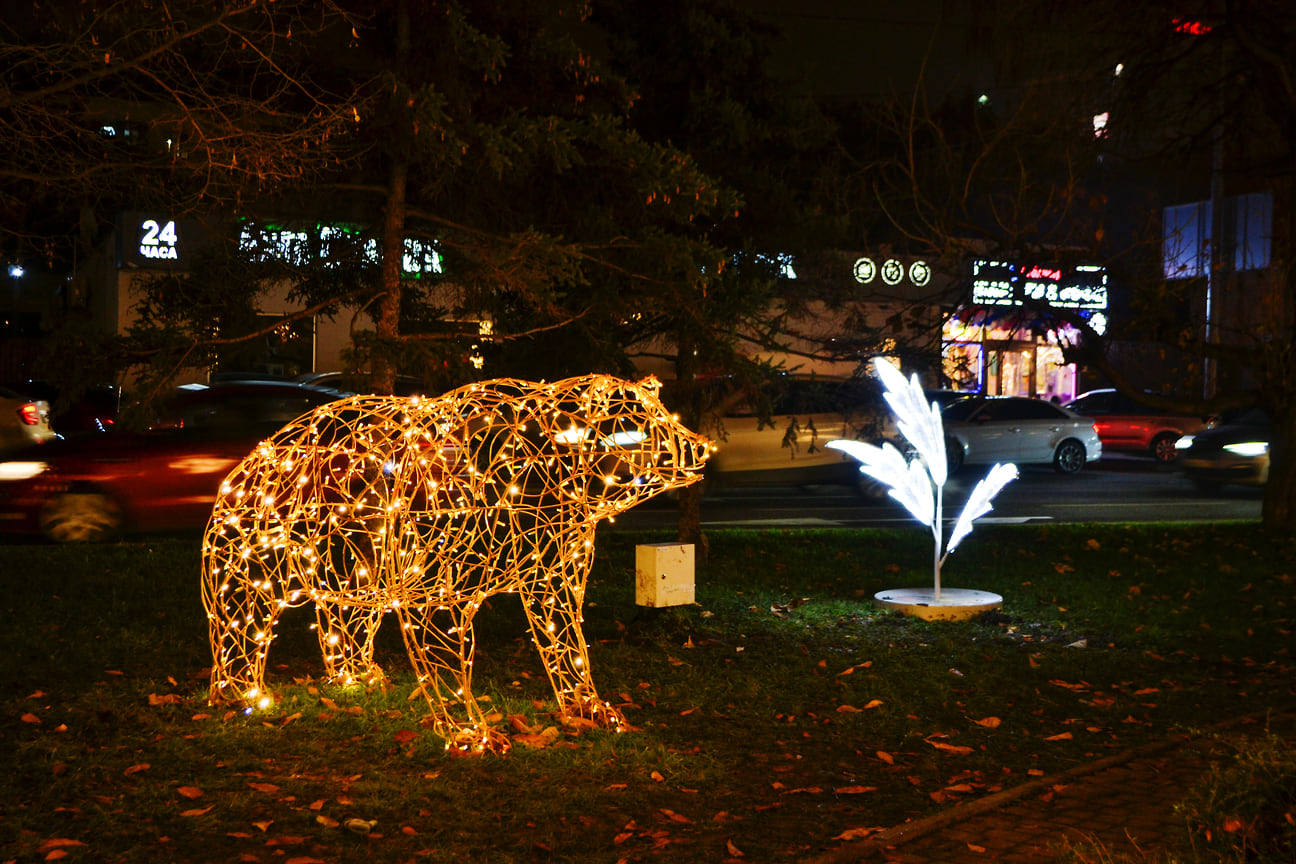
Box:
[2,522,1293,863]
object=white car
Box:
[0,385,56,455]
[703,376,890,496]
[942,396,1102,474]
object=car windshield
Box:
[941,399,984,422]
[1221,407,1270,426]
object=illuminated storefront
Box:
[943,260,1108,401]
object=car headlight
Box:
[1223,441,1268,457]
[1174,435,1195,450]
[0,460,49,481]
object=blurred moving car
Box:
[1175,407,1271,492]
[942,396,1102,475]
[704,376,891,496]
[1064,388,1213,463]
[0,380,344,542]
[0,385,56,454]
[293,371,426,396]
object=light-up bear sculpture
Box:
[202,374,711,753]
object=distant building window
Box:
[1162,192,1272,279]
[1232,191,1272,271]
[1163,201,1210,279]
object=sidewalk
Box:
[807,711,1293,864]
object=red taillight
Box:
[19,403,42,426]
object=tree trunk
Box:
[374,158,407,395]
[1261,407,1295,530]
[673,328,708,561]
[372,0,411,397]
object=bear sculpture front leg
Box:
[397,601,511,754]
[521,570,625,733]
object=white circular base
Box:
[873,587,1003,622]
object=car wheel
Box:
[39,491,124,543]
[1053,439,1086,474]
[945,438,964,475]
[854,472,890,501]
[1150,433,1180,464]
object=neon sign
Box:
[971,260,1107,311]
[853,256,934,288]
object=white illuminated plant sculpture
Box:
[201,374,711,754]
[827,358,1017,610]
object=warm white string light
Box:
[202,374,712,753]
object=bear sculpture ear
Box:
[637,375,662,392]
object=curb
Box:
[801,709,1295,864]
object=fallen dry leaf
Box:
[836,704,862,713]
[834,786,877,795]
[968,842,987,852]
[833,827,878,841]
[247,782,280,793]
[973,716,1002,729]
[863,699,884,709]
[148,693,182,706]
[513,726,561,749]
[925,739,974,756]
[180,806,214,817]
[726,838,744,856]
[39,839,87,854]
[176,786,204,799]
[1044,732,1074,741]
[876,751,894,765]
[316,815,339,828]
[650,770,665,782]
[124,764,150,776]
[660,809,693,824]
[21,713,40,724]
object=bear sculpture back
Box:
[202,374,711,753]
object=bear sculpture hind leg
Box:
[202,555,285,709]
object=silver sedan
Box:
[942,397,1102,474]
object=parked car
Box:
[0,380,344,542]
[1175,407,1270,492]
[942,396,1102,474]
[0,385,56,454]
[1064,388,1213,463]
[12,380,120,436]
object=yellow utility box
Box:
[635,543,695,607]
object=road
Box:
[607,455,1265,531]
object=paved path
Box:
[805,711,1293,864]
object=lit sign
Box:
[909,261,931,286]
[854,256,934,287]
[239,223,443,278]
[853,257,877,283]
[971,260,1107,311]
[139,219,179,260]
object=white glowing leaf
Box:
[827,439,934,528]
[873,358,947,486]
[946,463,1018,554]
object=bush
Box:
[1177,732,1296,863]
